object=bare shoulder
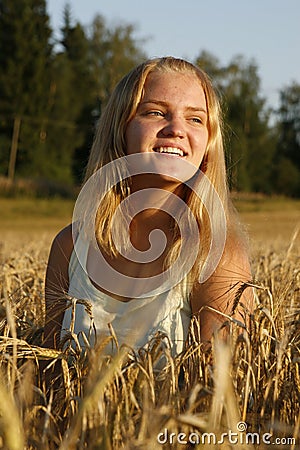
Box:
[46,224,75,289]
[221,235,252,276]
[49,224,74,262]
[191,236,253,311]
[190,236,254,340]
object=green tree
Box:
[52,4,96,183]
[46,5,146,185]
[224,57,274,193]
[70,14,146,183]
[89,15,146,108]
[195,52,275,193]
[277,83,300,168]
[0,0,53,178]
[273,82,300,196]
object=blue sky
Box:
[47,0,300,109]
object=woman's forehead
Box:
[140,70,206,105]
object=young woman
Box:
[44,57,253,357]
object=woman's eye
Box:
[191,117,202,124]
[147,111,164,117]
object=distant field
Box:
[0,195,299,255]
[0,197,74,255]
[232,194,300,252]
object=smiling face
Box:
[125,71,209,181]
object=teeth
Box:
[154,147,184,157]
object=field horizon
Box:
[1,194,299,255]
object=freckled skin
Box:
[125,71,209,191]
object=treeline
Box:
[0,0,299,196]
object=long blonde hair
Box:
[83,57,242,288]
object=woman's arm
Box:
[190,241,254,343]
[43,224,74,349]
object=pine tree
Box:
[72,13,146,183]
[59,5,96,183]
[0,0,53,178]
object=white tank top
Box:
[61,232,192,356]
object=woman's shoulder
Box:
[49,223,74,265]
[223,228,251,267]
[46,224,75,298]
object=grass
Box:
[0,197,74,230]
[231,192,300,212]
[0,198,73,256]
[0,195,299,449]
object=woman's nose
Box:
[161,117,186,138]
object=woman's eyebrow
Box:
[186,106,208,114]
[139,100,168,107]
[139,100,207,113]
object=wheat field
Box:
[0,197,299,449]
